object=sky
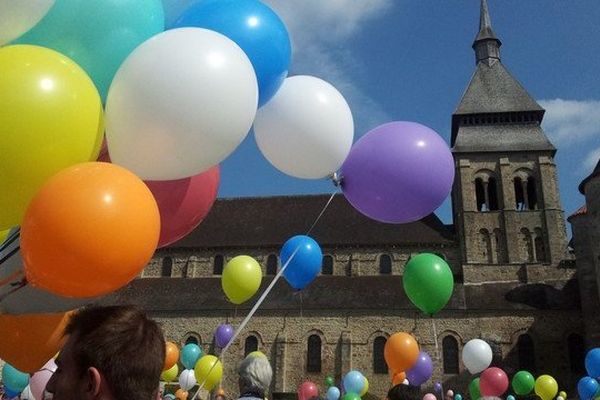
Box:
[164,0,600,226]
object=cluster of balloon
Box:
[384,333,421,387]
[340,121,454,224]
[281,235,323,290]
[215,324,235,348]
[579,348,600,400]
[479,367,508,397]
[462,339,493,375]
[404,254,454,315]
[2,364,29,397]
[222,255,262,304]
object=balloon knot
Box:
[331,172,343,187]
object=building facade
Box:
[107,1,590,398]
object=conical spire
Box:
[472,0,502,65]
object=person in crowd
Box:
[237,355,273,400]
[386,384,418,400]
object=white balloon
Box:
[402,379,410,386]
[106,28,258,180]
[178,368,197,391]
[462,339,493,374]
[557,396,564,400]
[0,0,55,45]
[253,75,354,179]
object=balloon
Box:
[402,379,410,386]
[325,376,335,388]
[446,390,454,398]
[222,255,262,304]
[0,229,9,245]
[384,332,420,373]
[0,0,55,44]
[0,45,103,230]
[0,312,70,373]
[454,395,462,400]
[173,0,290,106]
[4,387,20,399]
[535,375,558,400]
[14,0,164,100]
[215,324,235,348]
[298,381,319,400]
[181,344,203,370]
[194,355,223,391]
[21,162,160,298]
[506,396,515,400]
[179,369,197,391]
[248,351,267,359]
[511,370,535,395]
[2,364,29,393]
[148,166,219,247]
[343,393,361,400]
[587,348,600,379]
[557,397,564,400]
[280,235,323,290]
[469,378,480,400]
[392,372,407,386]
[340,121,454,224]
[578,377,599,400]
[161,364,179,382]
[403,253,454,315]
[165,395,177,400]
[479,368,508,397]
[327,386,341,400]
[175,388,189,400]
[106,27,258,181]
[343,371,365,395]
[164,342,180,371]
[462,339,493,375]
[360,378,369,397]
[434,382,443,392]
[423,394,436,400]
[559,391,567,399]
[254,75,354,179]
[406,351,433,386]
[30,358,56,400]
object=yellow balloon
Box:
[559,391,567,400]
[0,45,103,229]
[535,375,558,400]
[0,229,9,245]
[247,351,267,359]
[161,363,179,382]
[194,355,223,391]
[360,378,369,397]
[221,255,262,304]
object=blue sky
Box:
[165,0,600,226]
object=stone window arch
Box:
[322,255,334,275]
[534,228,547,263]
[161,257,173,277]
[266,254,278,275]
[183,332,201,346]
[568,333,585,375]
[443,336,459,374]
[480,229,493,263]
[520,228,534,262]
[213,254,224,275]
[513,169,538,211]
[474,171,499,212]
[373,336,388,374]
[517,334,535,372]
[379,254,392,274]
[307,334,322,373]
[244,335,259,357]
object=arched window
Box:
[534,229,547,263]
[480,229,493,263]
[379,254,392,274]
[442,336,459,374]
[322,255,333,275]
[527,177,538,210]
[185,335,199,346]
[520,228,534,262]
[488,177,499,211]
[244,335,259,357]
[518,334,535,372]
[161,257,173,277]
[475,178,486,211]
[307,335,322,373]
[514,177,525,210]
[568,334,585,374]
[373,336,388,374]
[213,255,224,275]
[266,254,278,275]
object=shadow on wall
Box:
[504,279,580,310]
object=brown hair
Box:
[387,384,418,400]
[65,305,165,400]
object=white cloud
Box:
[538,99,600,145]
[583,146,600,173]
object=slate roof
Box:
[579,159,600,194]
[168,194,455,249]
[452,124,555,153]
[474,0,500,44]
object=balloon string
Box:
[189,190,338,400]
[431,317,439,359]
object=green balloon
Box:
[325,376,335,388]
[343,393,361,400]
[403,253,454,315]
[512,370,535,396]
[469,378,481,400]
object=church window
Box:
[518,334,535,372]
[244,335,259,356]
[527,177,538,209]
[161,257,173,277]
[568,333,585,374]
[322,255,334,275]
[520,228,534,262]
[534,229,547,263]
[514,177,525,210]
[373,336,388,374]
[213,254,224,275]
[307,335,322,373]
[475,178,486,211]
[480,229,493,264]
[267,254,278,275]
[443,336,459,374]
[475,176,499,212]
[185,334,200,346]
[488,177,499,210]
[379,254,392,274]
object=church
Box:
[107,1,597,398]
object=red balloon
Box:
[480,367,508,397]
[298,381,319,400]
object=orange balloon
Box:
[384,332,419,373]
[21,162,160,298]
[164,341,180,371]
[392,371,407,386]
[0,312,71,373]
[175,389,189,400]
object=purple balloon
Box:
[215,324,234,348]
[340,121,454,224]
[434,382,443,392]
[406,351,433,386]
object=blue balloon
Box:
[578,377,600,400]
[454,395,462,400]
[173,0,291,106]
[181,343,203,369]
[507,395,516,400]
[343,371,365,395]
[2,364,29,393]
[4,386,19,399]
[587,348,600,379]
[280,235,323,290]
[327,386,341,400]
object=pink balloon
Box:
[30,358,56,400]
[479,367,508,397]
[298,381,319,400]
[423,394,437,400]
